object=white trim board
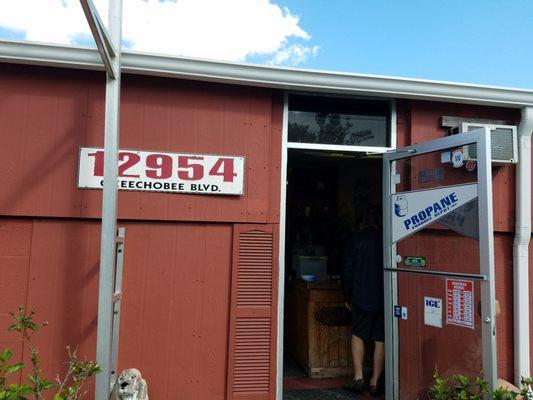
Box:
[1,40,533,108]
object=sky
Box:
[0,0,532,88]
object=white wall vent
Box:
[449,122,518,164]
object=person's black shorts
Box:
[351,305,384,342]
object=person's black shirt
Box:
[343,229,384,312]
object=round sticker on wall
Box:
[465,161,477,172]
[451,149,464,168]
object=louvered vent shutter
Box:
[227,224,278,400]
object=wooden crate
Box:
[285,279,353,378]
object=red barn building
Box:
[0,40,533,399]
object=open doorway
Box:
[282,149,384,400]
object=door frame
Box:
[382,129,497,399]
[275,93,398,399]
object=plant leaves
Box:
[6,363,23,375]
[0,348,12,362]
[40,380,55,390]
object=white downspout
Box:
[514,106,533,385]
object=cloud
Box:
[0,0,319,65]
[268,44,320,66]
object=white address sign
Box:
[77,147,245,196]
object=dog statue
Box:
[109,368,148,400]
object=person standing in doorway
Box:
[343,209,384,396]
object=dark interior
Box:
[282,149,383,399]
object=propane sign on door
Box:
[391,183,478,243]
[77,147,245,195]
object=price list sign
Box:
[446,279,474,329]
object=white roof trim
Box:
[1,40,533,108]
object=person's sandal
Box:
[343,378,365,393]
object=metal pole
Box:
[382,155,396,400]
[275,92,289,400]
[110,227,126,381]
[478,127,498,391]
[95,1,122,398]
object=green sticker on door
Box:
[404,256,427,268]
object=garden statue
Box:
[110,369,148,400]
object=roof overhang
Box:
[1,39,533,108]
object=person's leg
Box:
[344,306,370,392]
[370,341,385,386]
[369,311,385,393]
[351,335,365,380]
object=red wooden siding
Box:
[0,64,281,224]
[0,219,33,382]
[118,222,233,400]
[0,60,529,400]
[227,224,278,400]
[0,219,235,399]
[0,63,283,400]
[26,220,100,379]
[495,233,515,380]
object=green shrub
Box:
[428,371,488,400]
[429,370,533,400]
[0,306,100,400]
